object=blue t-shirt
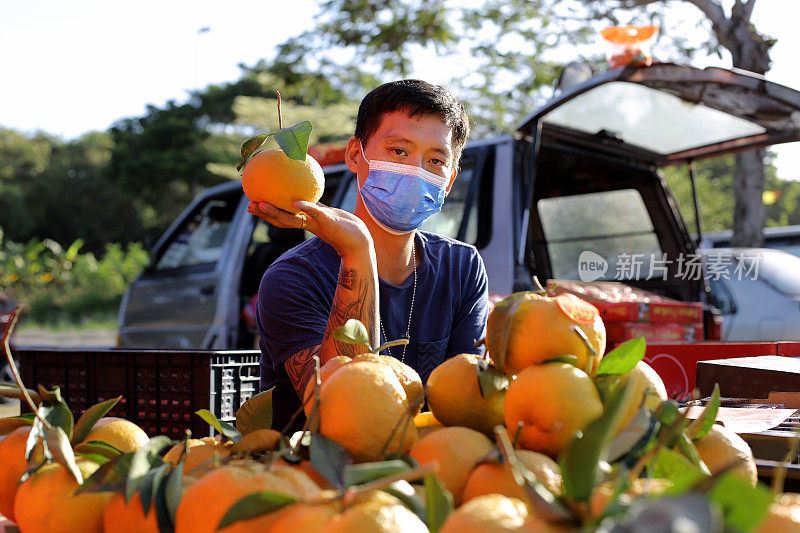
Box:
[256,231,488,432]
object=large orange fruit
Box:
[504,362,603,458]
[242,149,324,214]
[175,460,320,533]
[487,292,606,376]
[82,417,149,453]
[103,492,159,533]
[14,458,113,533]
[408,426,493,505]
[426,353,505,435]
[318,360,418,463]
[0,426,37,522]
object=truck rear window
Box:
[538,189,662,279]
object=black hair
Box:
[355,79,470,166]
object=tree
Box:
[288,0,780,243]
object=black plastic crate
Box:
[13,348,261,440]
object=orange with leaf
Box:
[239,92,324,214]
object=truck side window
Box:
[153,197,237,271]
[538,189,661,279]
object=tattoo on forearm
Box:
[324,265,377,358]
[339,268,355,290]
[285,344,321,396]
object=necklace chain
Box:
[380,240,417,362]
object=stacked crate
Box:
[547,280,704,345]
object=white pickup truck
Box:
[117,63,800,350]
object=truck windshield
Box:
[542,81,765,155]
[538,188,662,279]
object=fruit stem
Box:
[1,306,52,430]
[276,91,282,130]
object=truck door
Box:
[118,186,242,348]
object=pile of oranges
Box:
[0,291,796,532]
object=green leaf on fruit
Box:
[125,436,172,503]
[237,134,272,171]
[309,432,352,489]
[707,471,773,532]
[332,319,372,350]
[36,386,74,439]
[164,462,183,524]
[274,121,313,161]
[46,425,83,483]
[540,354,579,366]
[138,462,168,516]
[343,459,410,487]
[596,337,646,375]
[560,375,639,501]
[236,387,274,437]
[687,384,720,441]
[476,359,509,398]
[0,413,35,436]
[74,440,124,460]
[383,481,427,523]
[195,409,242,442]
[424,472,453,533]
[218,491,296,530]
[75,453,134,494]
[72,396,122,445]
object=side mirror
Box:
[555,60,595,94]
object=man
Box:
[249,79,488,431]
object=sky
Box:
[2,0,799,179]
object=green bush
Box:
[0,229,149,325]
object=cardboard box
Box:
[643,342,788,401]
[548,280,704,324]
[607,321,703,344]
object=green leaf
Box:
[687,384,720,441]
[332,319,372,349]
[236,388,274,436]
[164,463,184,524]
[309,432,352,489]
[476,359,509,398]
[217,491,296,530]
[560,375,639,501]
[195,409,242,442]
[424,473,453,533]
[71,396,122,445]
[125,436,172,503]
[607,406,656,462]
[342,459,410,487]
[274,121,313,161]
[596,337,646,375]
[652,447,706,491]
[77,453,133,494]
[382,482,427,523]
[45,425,83,483]
[540,354,579,366]
[139,462,168,516]
[154,468,175,533]
[486,292,527,371]
[237,134,272,171]
[74,440,124,460]
[37,388,74,439]
[708,472,773,532]
[0,414,35,435]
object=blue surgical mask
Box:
[358,142,450,235]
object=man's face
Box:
[346,111,459,192]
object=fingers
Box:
[248,201,307,229]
